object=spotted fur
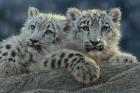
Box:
[0,7,99,85]
[65,8,138,65]
[26,8,100,84]
[0,7,65,77]
[39,49,100,84]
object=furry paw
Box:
[72,57,100,84]
[110,53,138,65]
[0,61,28,77]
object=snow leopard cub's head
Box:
[66,8,121,54]
[26,7,67,48]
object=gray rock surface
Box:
[0,63,140,93]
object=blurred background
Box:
[0,0,140,59]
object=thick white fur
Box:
[65,8,138,65]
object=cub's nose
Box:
[90,40,100,46]
[30,39,39,44]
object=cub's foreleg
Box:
[41,49,100,84]
[109,52,138,65]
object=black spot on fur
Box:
[57,59,61,67]
[69,58,78,69]
[77,66,80,70]
[8,58,13,61]
[43,58,49,67]
[71,58,82,71]
[71,58,78,63]
[69,63,73,69]
[65,63,69,68]
[16,47,21,52]
[2,52,8,56]
[64,58,69,68]
[68,53,74,58]
[51,59,56,68]
[75,53,83,57]
[5,44,11,49]
[8,58,15,62]
[125,59,128,62]
[0,51,1,53]
[44,60,48,67]
[0,56,1,59]
[60,53,65,58]
[11,51,16,57]
[116,58,119,62]
[5,64,8,68]
[64,58,69,63]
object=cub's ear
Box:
[108,8,121,22]
[67,8,81,21]
[28,7,39,18]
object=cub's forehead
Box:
[27,17,45,24]
[78,10,113,26]
[36,19,58,28]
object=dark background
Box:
[0,0,140,60]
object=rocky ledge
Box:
[0,63,140,93]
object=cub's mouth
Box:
[84,44,104,52]
[26,40,43,48]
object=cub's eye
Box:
[44,30,54,35]
[101,26,109,31]
[31,25,36,30]
[81,26,89,31]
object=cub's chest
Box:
[87,53,112,65]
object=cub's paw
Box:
[0,61,27,77]
[72,57,100,84]
[110,53,138,65]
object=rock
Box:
[0,63,140,93]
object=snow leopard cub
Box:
[0,7,61,77]
[64,8,138,65]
